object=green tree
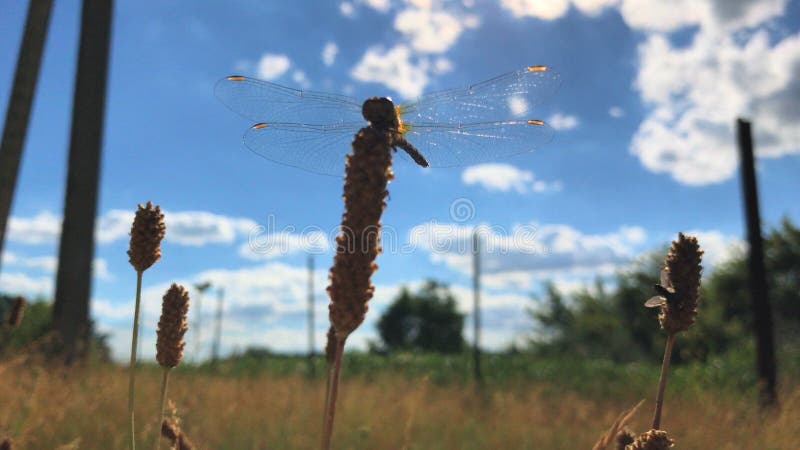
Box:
[377,280,465,353]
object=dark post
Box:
[737,118,777,408]
[307,254,315,377]
[0,0,54,272]
[211,287,224,365]
[472,231,482,384]
[52,0,113,363]
[193,281,211,362]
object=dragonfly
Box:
[215,65,560,176]
[644,268,676,308]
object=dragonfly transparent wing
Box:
[660,268,672,289]
[402,120,554,167]
[242,122,362,175]
[398,66,561,125]
[215,76,364,125]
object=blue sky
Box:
[0,0,798,361]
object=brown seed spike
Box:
[127,201,166,272]
[625,429,674,450]
[156,284,190,368]
[327,126,393,341]
[324,326,337,365]
[658,232,703,333]
[616,429,635,450]
[7,296,25,328]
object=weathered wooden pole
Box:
[737,118,777,409]
[307,254,315,377]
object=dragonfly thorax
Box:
[362,97,400,130]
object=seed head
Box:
[616,429,635,450]
[327,127,393,341]
[324,326,337,364]
[162,419,194,450]
[7,296,25,328]
[626,429,674,450]
[658,232,703,333]
[0,437,11,450]
[156,284,190,368]
[128,201,166,272]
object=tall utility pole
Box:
[193,281,212,362]
[737,118,777,409]
[307,254,315,377]
[0,0,55,272]
[472,231,482,385]
[52,0,114,363]
[211,287,224,365]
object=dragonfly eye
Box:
[362,97,398,127]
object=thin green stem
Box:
[652,332,676,430]
[154,368,171,450]
[321,337,346,450]
[128,270,143,450]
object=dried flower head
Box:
[616,429,635,450]
[162,419,194,450]
[626,429,674,450]
[0,437,11,450]
[658,232,703,333]
[128,201,166,272]
[324,326,337,364]
[156,284,190,368]
[327,127,393,341]
[7,296,25,328]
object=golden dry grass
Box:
[0,364,798,449]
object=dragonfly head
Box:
[362,97,399,129]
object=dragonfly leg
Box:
[394,137,429,168]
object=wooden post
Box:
[472,231,482,385]
[307,254,315,377]
[0,0,54,272]
[737,118,777,408]
[211,287,224,365]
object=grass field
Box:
[1,350,798,449]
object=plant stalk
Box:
[321,337,346,450]
[652,332,676,429]
[128,270,143,450]
[322,361,332,434]
[154,368,171,450]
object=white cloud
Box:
[618,0,788,33]
[572,0,618,16]
[292,70,310,89]
[0,271,52,296]
[462,163,562,194]
[631,30,800,185]
[257,53,291,80]
[351,45,431,98]
[339,2,355,17]
[96,209,134,243]
[408,221,647,281]
[508,95,529,117]
[7,211,60,244]
[239,230,331,260]
[500,0,570,20]
[394,7,468,53]
[608,106,625,118]
[683,229,745,267]
[362,0,391,12]
[165,211,257,246]
[322,42,338,66]
[547,112,579,130]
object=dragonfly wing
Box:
[660,268,671,288]
[242,122,362,176]
[215,76,363,125]
[398,66,561,125]
[402,120,554,167]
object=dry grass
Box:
[0,364,797,449]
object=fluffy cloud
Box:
[351,45,439,98]
[618,0,787,33]
[394,7,478,53]
[322,42,338,66]
[239,229,331,260]
[608,106,625,118]
[7,211,60,244]
[339,2,355,17]
[257,53,291,80]
[547,112,580,131]
[631,30,800,185]
[462,163,562,194]
[408,221,647,286]
[501,0,571,20]
[0,271,52,296]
